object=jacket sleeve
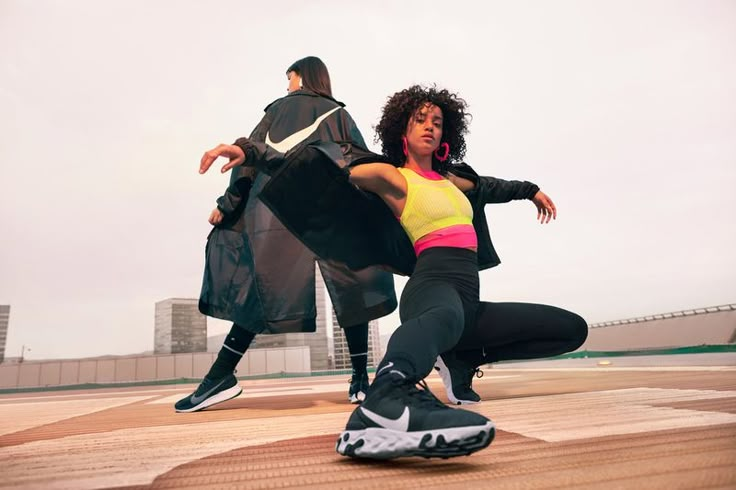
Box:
[233,137,288,175]
[449,162,540,204]
[212,108,275,215]
[215,166,254,215]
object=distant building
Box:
[332,316,382,371]
[248,268,331,370]
[154,298,207,354]
[0,305,8,363]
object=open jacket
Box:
[240,140,540,276]
[198,90,397,334]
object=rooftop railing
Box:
[589,303,736,329]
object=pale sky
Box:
[1,0,734,360]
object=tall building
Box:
[332,316,382,371]
[0,305,9,363]
[154,298,207,354]
[250,268,331,370]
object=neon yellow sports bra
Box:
[397,167,474,244]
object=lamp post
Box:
[20,345,31,363]
[16,345,31,388]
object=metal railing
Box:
[589,303,736,329]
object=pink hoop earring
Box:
[402,137,408,157]
[434,142,450,162]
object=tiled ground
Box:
[1,363,735,489]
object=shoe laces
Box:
[194,371,234,396]
[397,377,448,410]
[458,366,483,390]
[193,376,216,396]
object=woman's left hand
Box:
[531,191,557,224]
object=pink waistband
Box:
[413,224,478,257]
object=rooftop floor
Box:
[1,356,735,489]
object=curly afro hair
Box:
[374,85,471,173]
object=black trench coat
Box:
[241,141,540,276]
[198,90,397,334]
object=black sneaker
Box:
[336,372,495,459]
[348,371,370,404]
[174,373,242,413]
[434,354,483,405]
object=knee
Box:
[566,312,589,349]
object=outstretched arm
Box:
[448,163,556,223]
[348,163,406,216]
[199,144,246,174]
[348,164,402,195]
[530,190,556,224]
[476,175,556,223]
[199,139,284,175]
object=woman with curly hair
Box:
[370,86,589,408]
[333,85,587,459]
[202,85,587,460]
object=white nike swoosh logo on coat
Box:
[264,106,341,153]
[360,406,410,432]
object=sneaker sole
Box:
[335,421,495,460]
[175,385,243,413]
[434,357,480,406]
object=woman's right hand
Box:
[208,208,224,225]
[200,144,246,174]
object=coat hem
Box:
[334,298,398,328]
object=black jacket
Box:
[244,141,540,276]
[198,91,397,333]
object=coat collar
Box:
[263,89,345,111]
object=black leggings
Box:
[379,247,588,379]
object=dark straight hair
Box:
[287,56,333,98]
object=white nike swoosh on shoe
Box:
[360,406,410,432]
[264,106,341,153]
[376,361,394,377]
[190,377,228,405]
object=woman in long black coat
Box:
[175,57,396,413]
